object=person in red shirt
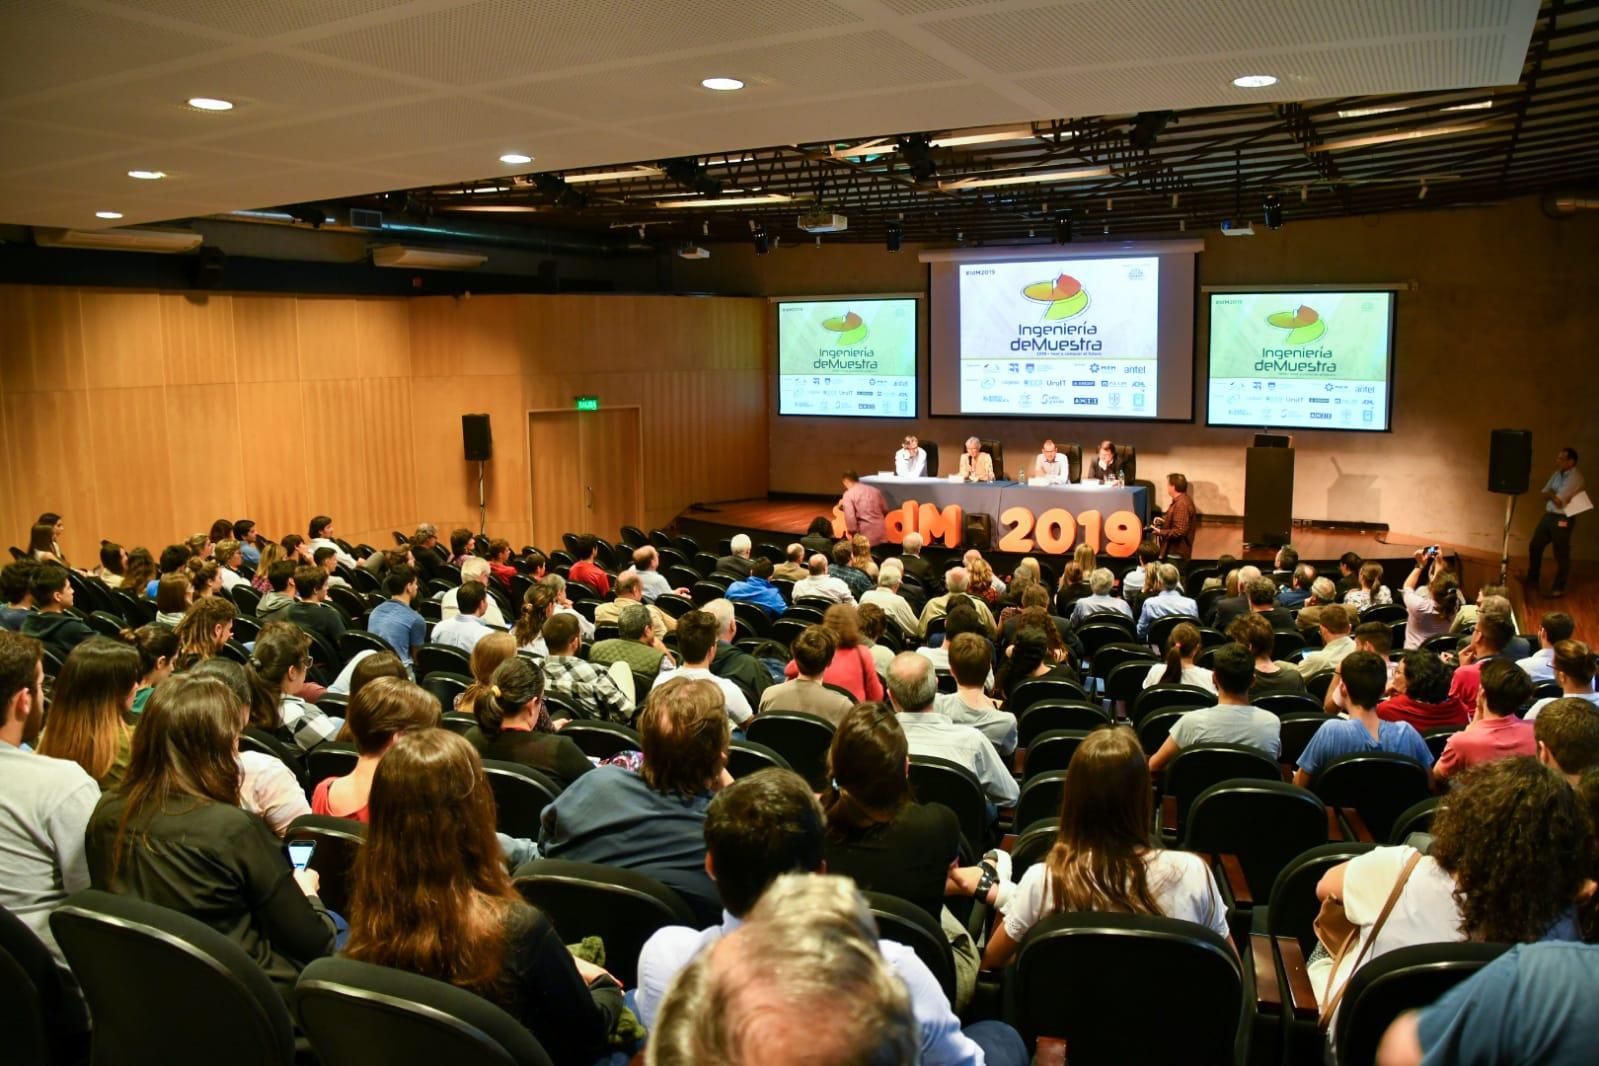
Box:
[311,675,440,822]
[1442,614,1516,711]
[1151,473,1197,560]
[1376,649,1471,730]
[1432,659,1537,786]
[485,538,517,592]
[567,535,611,596]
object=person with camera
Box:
[1400,546,1462,650]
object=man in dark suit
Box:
[1084,439,1125,481]
[1206,564,1260,631]
[715,533,754,578]
[411,523,446,582]
[896,532,942,595]
[1244,577,1295,630]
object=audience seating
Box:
[1101,659,1158,709]
[415,644,472,681]
[1009,912,1242,1061]
[862,892,958,1004]
[441,712,477,737]
[726,738,792,778]
[1387,796,1442,845]
[306,742,359,787]
[1014,770,1069,834]
[1017,701,1110,746]
[1158,745,1283,842]
[1330,942,1510,1066]
[338,631,391,662]
[744,711,835,791]
[1310,752,1432,842]
[284,814,367,917]
[1008,676,1090,715]
[1021,729,1092,776]
[1271,630,1307,662]
[1006,820,1058,879]
[0,904,89,1066]
[1254,693,1323,719]
[1275,712,1326,770]
[480,761,561,838]
[511,861,696,988]
[1075,621,1139,664]
[556,720,640,760]
[1130,683,1216,726]
[1136,708,1188,757]
[620,525,647,548]
[1421,726,1462,761]
[420,671,471,711]
[1183,781,1328,941]
[241,727,309,789]
[51,889,296,1066]
[1145,614,1193,654]
[1087,641,1157,682]
[907,754,991,855]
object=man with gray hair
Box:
[897,530,937,589]
[1135,563,1198,642]
[703,598,775,708]
[440,556,508,627]
[1069,567,1135,627]
[916,566,996,636]
[861,563,919,637]
[715,533,754,579]
[888,652,1017,810]
[773,543,809,583]
[590,600,673,690]
[793,553,855,605]
[410,522,445,582]
[1207,564,1262,631]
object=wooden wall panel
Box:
[236,380,311,541]
[165,382,246,534]
[357,376,418,533]
[356,300,412,379]
[233,296,300,382]
[299,379,371,536]
[80,290,164,390]
[295,298,359,381]
[3,286,86,393]
[160,293,237,386]
[85,386,175,551]
[1,389,99,556]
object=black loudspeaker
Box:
[1253,433,1292,448]
[462,414,492,461]
[962,513,992,551]
[1244,446,1295,548]
[1487,429,1532,495]
[193,246,225,289]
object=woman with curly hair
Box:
[849,533,878,581]
[1308,756,1591,1026]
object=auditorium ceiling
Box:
[1,0,1592,243]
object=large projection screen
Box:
[924,241,1200,420]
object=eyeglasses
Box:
[298,656,314,670]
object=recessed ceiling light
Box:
[127,169,166,180]
[1232,74,1278,89]
[701,77,744,91]
[499,152,533,165]
[186,96,234,111]
[95,211,123,219]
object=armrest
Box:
[1013,747,1026,775]
[1160,793,1178,835]
[1251,933,1282,1014]
[1275,935,1321,1020]
[1340,807,1375,843]
[1035,1037,1068,1066]
[1326,807,1343,841]
[1219,853,1253,907]
[999,833,1018,853]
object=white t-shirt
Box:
[1141,662,1217,692]
[1305,845,1461,1024]
[1002,849,1230,943]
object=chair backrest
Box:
[1162,744,1283,831]
[1136,708,1188,757]
[1387,796,1443,845]
[295,956,554,1066]
[744,711,836,790]
[50,889,296,1066]
[1421,726,1462,761]
[1332,942,1510,1066]
[726,738,792,778]
[1008,676,1090,715]
[1181,780,1328,901]
[1087,641,1156,681]
[1266,842,1377,953]
[241,726,309,788]
[1101,658,1157,707]
[978,438,1004,474]
[1017,701,1111,746]
[284,814,367,917]
[1275,711,1327,769]
[1359,603,1407,626]
[421,671,472,711]
[907,754,990,855]
[1011,912,1242,1058]
[1146,613,1195,653]
[1271,629,1306,661]
[1022,729,1094,777]
[0,903,89,1066]
[512,860,696,988]
[556,720,641,760]
[1008,821,1058,880]
[1130,682,1217,726]
[921,439,939,477]
[1077,621,1138,663]
[306,742,360,790]
[480,761,561,839]
[1311,751,1432,842]
[1015,770,1070,834]
[339,630,392,662]
[441,712,477,737]
[1255,692,1323,719]
[415,643,472,681]
[862,891,957,1003]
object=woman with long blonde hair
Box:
[252,541,285,593]
[38,636,140,787]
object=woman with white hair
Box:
[957,438,994,483]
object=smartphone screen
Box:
[287,840,315,870]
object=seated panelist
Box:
[1084,439,1123,482]
[1032,439,1069,484]
[893,434,927,478]
[957,436,995,483]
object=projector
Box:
[798,211,848,234]
[675,243,710,259]
[1220,218,1256,237]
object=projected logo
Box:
[1023,273,1090,320]
[1265,305,1326,345]
[821,310,868,345]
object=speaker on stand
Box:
[462,414,492,536]
[1488,429,1531,585]
[1244,433,1294,549]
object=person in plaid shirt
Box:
[537,613,633,724]
[246,621,343,752]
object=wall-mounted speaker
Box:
[462,414,492,461]
[1487,429,1531,495]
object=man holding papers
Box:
[893,435,927,477]
[1528,446,1587,598]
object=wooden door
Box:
[526,410,585,553]
[527,407,641,553]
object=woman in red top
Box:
[485,538,517,591]
[784,603,885,703]
[1375,649,1471,730]
[311,677,440,822]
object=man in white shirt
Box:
[307,514,357,570]
[1516,611,1573,684]
[894,434,928,478]
[861,563,919,638]
[1148,644,1281,771]
[1525,640,1599,719]
[654,609,753,725]
[1031,439,1069,484]
[430,580,494,654]
[1527,446,1584,597]
[629,545,680,603]
[0,631,99,969]
[440,557,508,627]
[792,553,855,605]
[888,651,1018,809]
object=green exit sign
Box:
[574,396,599,411]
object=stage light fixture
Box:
[885,220,902,252]
[533,174,588,208]
[752,223,769,254]
[1262,193,1283,229]
[1052,209,1073,244]
[1129,110,1173,150]
[896,133,937,182]
[663,157,722,197]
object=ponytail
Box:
[513,585,557,647]
[1360,561,1385,599]
[478,655,549,736]
[1160,623,1202,685]
[1159,645,1184,685]
[243,622,309,731]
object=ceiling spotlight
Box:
[1129,110,1173,150]
[896,133,937,182]
[701,77,744,91]
[95,210,123,219]
[1053,209,1073,244]
[498,152,533,165]
[127,170,166,180]
[885,220,902,252]
[1262,193,1283,229]
[186,97,234,111]
[752,223,770,254]
[1232,74,1277,89]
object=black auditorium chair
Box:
[1310,751,1431,842]
[863,892,958,1004]
[1014,770,1069,834]
[726,738,792,779]
[1158,744,1282,842]
[480,761,561,838]
[283,814,367,917]
[557,720,641,760]
[1022,730,1093,777]
[907,755,990,854]
[1330,943,1511,1066]
[0,903,90,1066]
[744,711,835,791]
[1017,701,1111,747]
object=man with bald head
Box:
[1032,439,1069,483]
[792,553,855,605]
